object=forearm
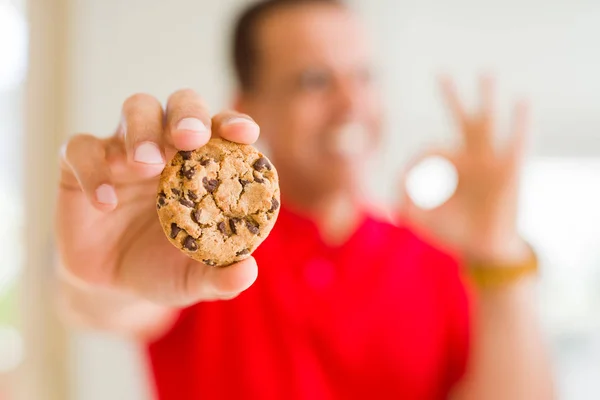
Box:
[56,266,179,342]
[452,278,554,400]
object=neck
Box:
[281,182,362,246]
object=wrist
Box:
[465,234,531,265]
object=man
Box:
[56,0,553,399]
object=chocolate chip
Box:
[229,218,240,234]
[203,259,216,267]
[183,236,198,251]
[182,165,195,179]
[203,177,219,193]
[172,188,180,196]
[253,157,271,171]
[254,177,265,184]
[188,191,198,201]
[170,223,182,239]
[236,249,250,256]
[270,197,279,212]
[180,151,192,160]
[217,221,227,235]
[157,192,166,208]
[179,198,194,208]
[239,179,250,187]
[245,220,259,235]
[192,209,202,224]
[200,158,212,166]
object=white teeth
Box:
[330,122,369,157]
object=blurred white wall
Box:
[358,0,600,201]
[65,0,600,399]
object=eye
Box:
[297,69,331,91]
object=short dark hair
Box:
[231,0,342,93]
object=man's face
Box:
[240,4,382,195]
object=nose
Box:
[332,75,363,120]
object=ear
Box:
[233,91,263,129]
[232,92,244,113]
[233,91,256,116]
[232,91,271,144]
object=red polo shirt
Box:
[147,206,472,399]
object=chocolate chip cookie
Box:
[156,138,280,266]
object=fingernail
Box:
[96,184,118,205]
[222,117,257,127]
[134,142,164,164]
[176,118,208,133]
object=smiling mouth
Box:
[325,122,370,158]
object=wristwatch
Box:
[467,244,539,289]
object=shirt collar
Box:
[275,200,372,251]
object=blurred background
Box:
[1,0,599,398]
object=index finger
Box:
[165,89,212,151]
[439,76,469,131]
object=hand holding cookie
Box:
[56,89,271,306]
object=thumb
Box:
[115,222,258,306]
[119,253,259,306]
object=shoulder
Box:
[363,209,453,253]
[364,212,462,275]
